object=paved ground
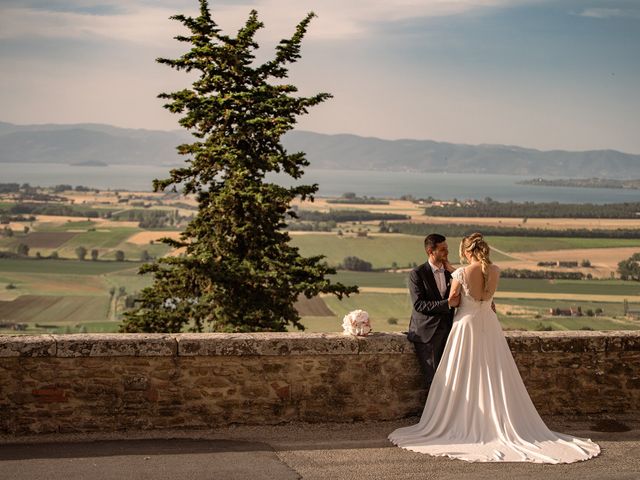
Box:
[1,415,639,480]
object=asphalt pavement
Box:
[1,415,639,480]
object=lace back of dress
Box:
[459,268,472,297]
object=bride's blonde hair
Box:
[459,233,492,292]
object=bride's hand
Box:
[443,259,456,273]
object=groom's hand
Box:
[443,259,455,273]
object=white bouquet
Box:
[342,309,371,336]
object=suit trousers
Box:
[412,321,450,389]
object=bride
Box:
[388,233,600,463]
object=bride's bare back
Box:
[458,263,500,302]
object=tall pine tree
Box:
[120,1,357,333]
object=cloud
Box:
[578,7,640,19]
[0,6,181,46]
[0,1,128,16]
[0,0,538,45]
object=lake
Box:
[3,163,639,204]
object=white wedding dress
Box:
[389,267,600,463]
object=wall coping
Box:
[1,331,639,358]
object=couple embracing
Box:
[388,232,600,463]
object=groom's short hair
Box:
[424,233,446,251]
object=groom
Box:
[407,233,456,392]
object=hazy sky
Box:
[1,0,639,153]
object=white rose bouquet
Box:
[342,309,371,336]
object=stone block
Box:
[538,331,609,353]
[0,335,55,357]
[607,331,640,351]
[504,331,541,352]
[53,334,177,357]
[177,332,360,356]
[356,332,413,354]
[2,331,640,435]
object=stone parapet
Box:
[1,331,639,435]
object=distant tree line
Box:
[286,221,336,232]
[110,208,191,229]
[325,192,390,205]
[500,268,587,280]
[51,184,93,192]
[0,203,108,218]
[16,192,68,203]
[0,183,21,193]
[341,256,373,271]
[295,209,409,223]
[390,222,640,239]
[618,253,640,281]
[425,199,640,219]
[0,183,94,193]
[0,214,36,224]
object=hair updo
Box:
[459,232,492,292]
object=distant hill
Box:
[283,131,640,177]
[0,121,190,166]
[1,121,638,177]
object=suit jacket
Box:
[407,262,455,343]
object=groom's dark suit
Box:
[407,262,455,390]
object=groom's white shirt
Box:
[428,260,447,298]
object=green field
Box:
[294,291,640,333]
[487,236,640,253]
[0,295,110,326]
[2,273,107,297]
[496,297,626,316]
[55,228,141,256]
[497,314,640,331]
[498,278,640,296]
[103,270,154,293]
[290,234,515,268]
[99,241,172,261]
[0,259,138,275]
[40,220,99,231]
[2,227,639,334]
[330,271,408,288]
[331,271,639,297]
[292,233,640,268]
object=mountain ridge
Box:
[1,121,638,177]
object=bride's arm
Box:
[448,279,461,307]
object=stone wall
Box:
[1,331,639,435]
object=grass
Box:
[0,237,17,250]
[330,271,408,288]
[103,270,154,294]
[1,226,638,334]
[57,227,140,254]
[330,271,640,297]
[297,289,640,333]
[41,220,99,231]
[22,232,78,248]
[99,241,171,261]
[0,295,109,324]
[488,236,640,253]
[76,321,121,333]
[498,278,640,296]
[0,258,139,275]
[323,292,411,324]
[0,273,108,298]
[498,314,640,331]
[291,234,468,269]
[291,233,637,269]
[496,297,626,316]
